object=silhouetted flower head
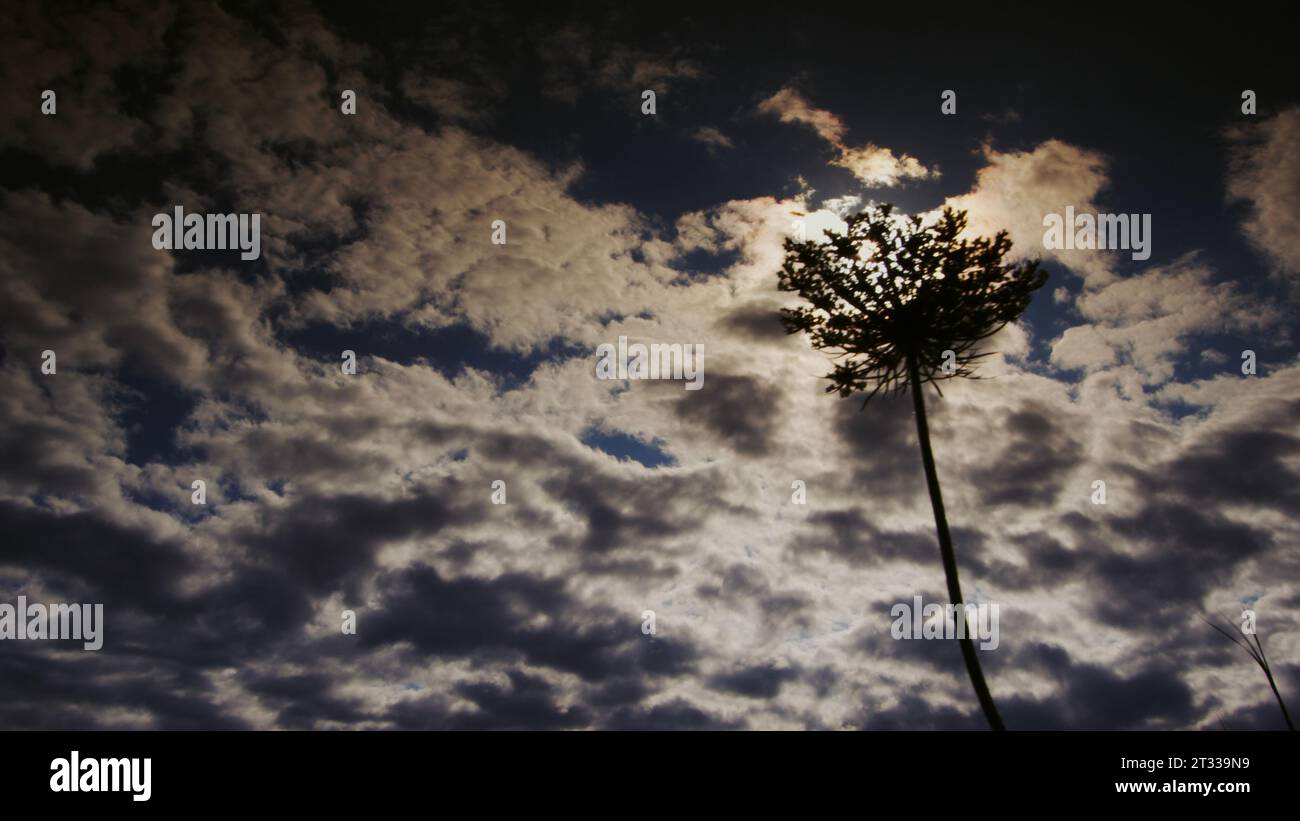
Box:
[778,203,1048,403]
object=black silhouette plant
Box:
[1204,612,1295,730]
[778,203,1048,730]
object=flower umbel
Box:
[779,204,1048,403]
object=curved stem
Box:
[1263,667,1295,730]
[907,354,1006,731]
[1255,636,1296,731]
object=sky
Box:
[0,0,1298,730]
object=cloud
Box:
[758,86,936,187]
[692,126,734,151]
[1,2,1297,732]
[400,76,488,124]
[758,87,847,143]
[599,47,702,89]
[536,28,702,105]
[1226,106,1300,275]
[0,0,174,169]
[944,140,1115,286]
[1049,255,1276,382]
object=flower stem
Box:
[907,353,1006,731]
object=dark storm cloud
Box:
[1011,643,1199,730]
[240,670,369,729]
[672,372,783,457]
[359,564,699,683]
[585,675,653,709]
[0,483,705,728]
[968,403,1083,507]
[0,644,250,730]
[1218,697,1300,731]
[856,613,969,680]
[239,482,487,596]
[916,490,1276,616]
[858,694,985,731]
[859,642,1199,730]
[1085,501,1271,628]
[381,679,592,731]
[541,468,715,563]
[450,670,592,730]
[832,395,926,501]
[794,506,936,567]
[1162,421,1300,516]
[602,698,743,730]
[958,531,1082,591]
[473,428,565,468]
[0,420,105,498]
[0,501,195,613]
[1,499,336,684]
[708,662,801,699]
[716,302,792,344]
[223,425,392,483]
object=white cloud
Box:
[1050,255,1276,383]
[944,140,1115,286]
[758,86,936,187]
